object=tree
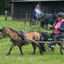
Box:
[5,0,7,10]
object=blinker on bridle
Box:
[1,28,7,38]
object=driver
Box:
[50,12,64,51]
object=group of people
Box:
[33,5,64,51]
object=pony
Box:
[0,27,45,56]
[40,13,56,30]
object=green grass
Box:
[0,16,64,64]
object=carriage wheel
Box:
[60,42,64,55]
[30,20,35,26]
[44,43,52,52]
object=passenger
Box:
[49,12,64,51]
[33,5,44,24]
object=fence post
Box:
[25,13,27,32]
[5,10,7,20]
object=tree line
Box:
[0,0,11,15]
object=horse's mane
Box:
[26,31,37,33]
[8,27,19,33]
[7,27,37,33]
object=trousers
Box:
[50,33,62,46]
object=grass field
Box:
[0,16,64,64]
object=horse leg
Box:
[32,43,36,55]
[46,23,48,30]
[51,22,54,31]
[33,42,44,54]
[6,44,15,56]
[39,43,46,52]
[19,46,23,56]
[41,22,44,28]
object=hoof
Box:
[42,50,46,52]
[20,53,23,56]
[20,54,23,56]
[6,53,10,56]
[40,51,44,55]
[32,53,35,55]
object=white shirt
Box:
[35,9,41,15]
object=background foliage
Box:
[0,0,11,15]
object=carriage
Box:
[0,12,63,55]
[30,13,56,30]
[0,27,64,55]
[38,33,64,55]
[30,13,64,55]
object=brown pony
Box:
[0,27,45,56]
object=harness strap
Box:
[33,32,39,41]
[33,32,35,40]
[17,33,19,40]
[36,33,38,39]
[13,33,16,39]
[2,28,7,37]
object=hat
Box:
[57,12,64,17]
[36,5,39,7]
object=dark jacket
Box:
[53,21,64,37]
[33,9,42,20]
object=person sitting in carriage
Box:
[33,5,44,24]
[49,12,64,51]
[41,12,64,51]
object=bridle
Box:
[1,28,7,38]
